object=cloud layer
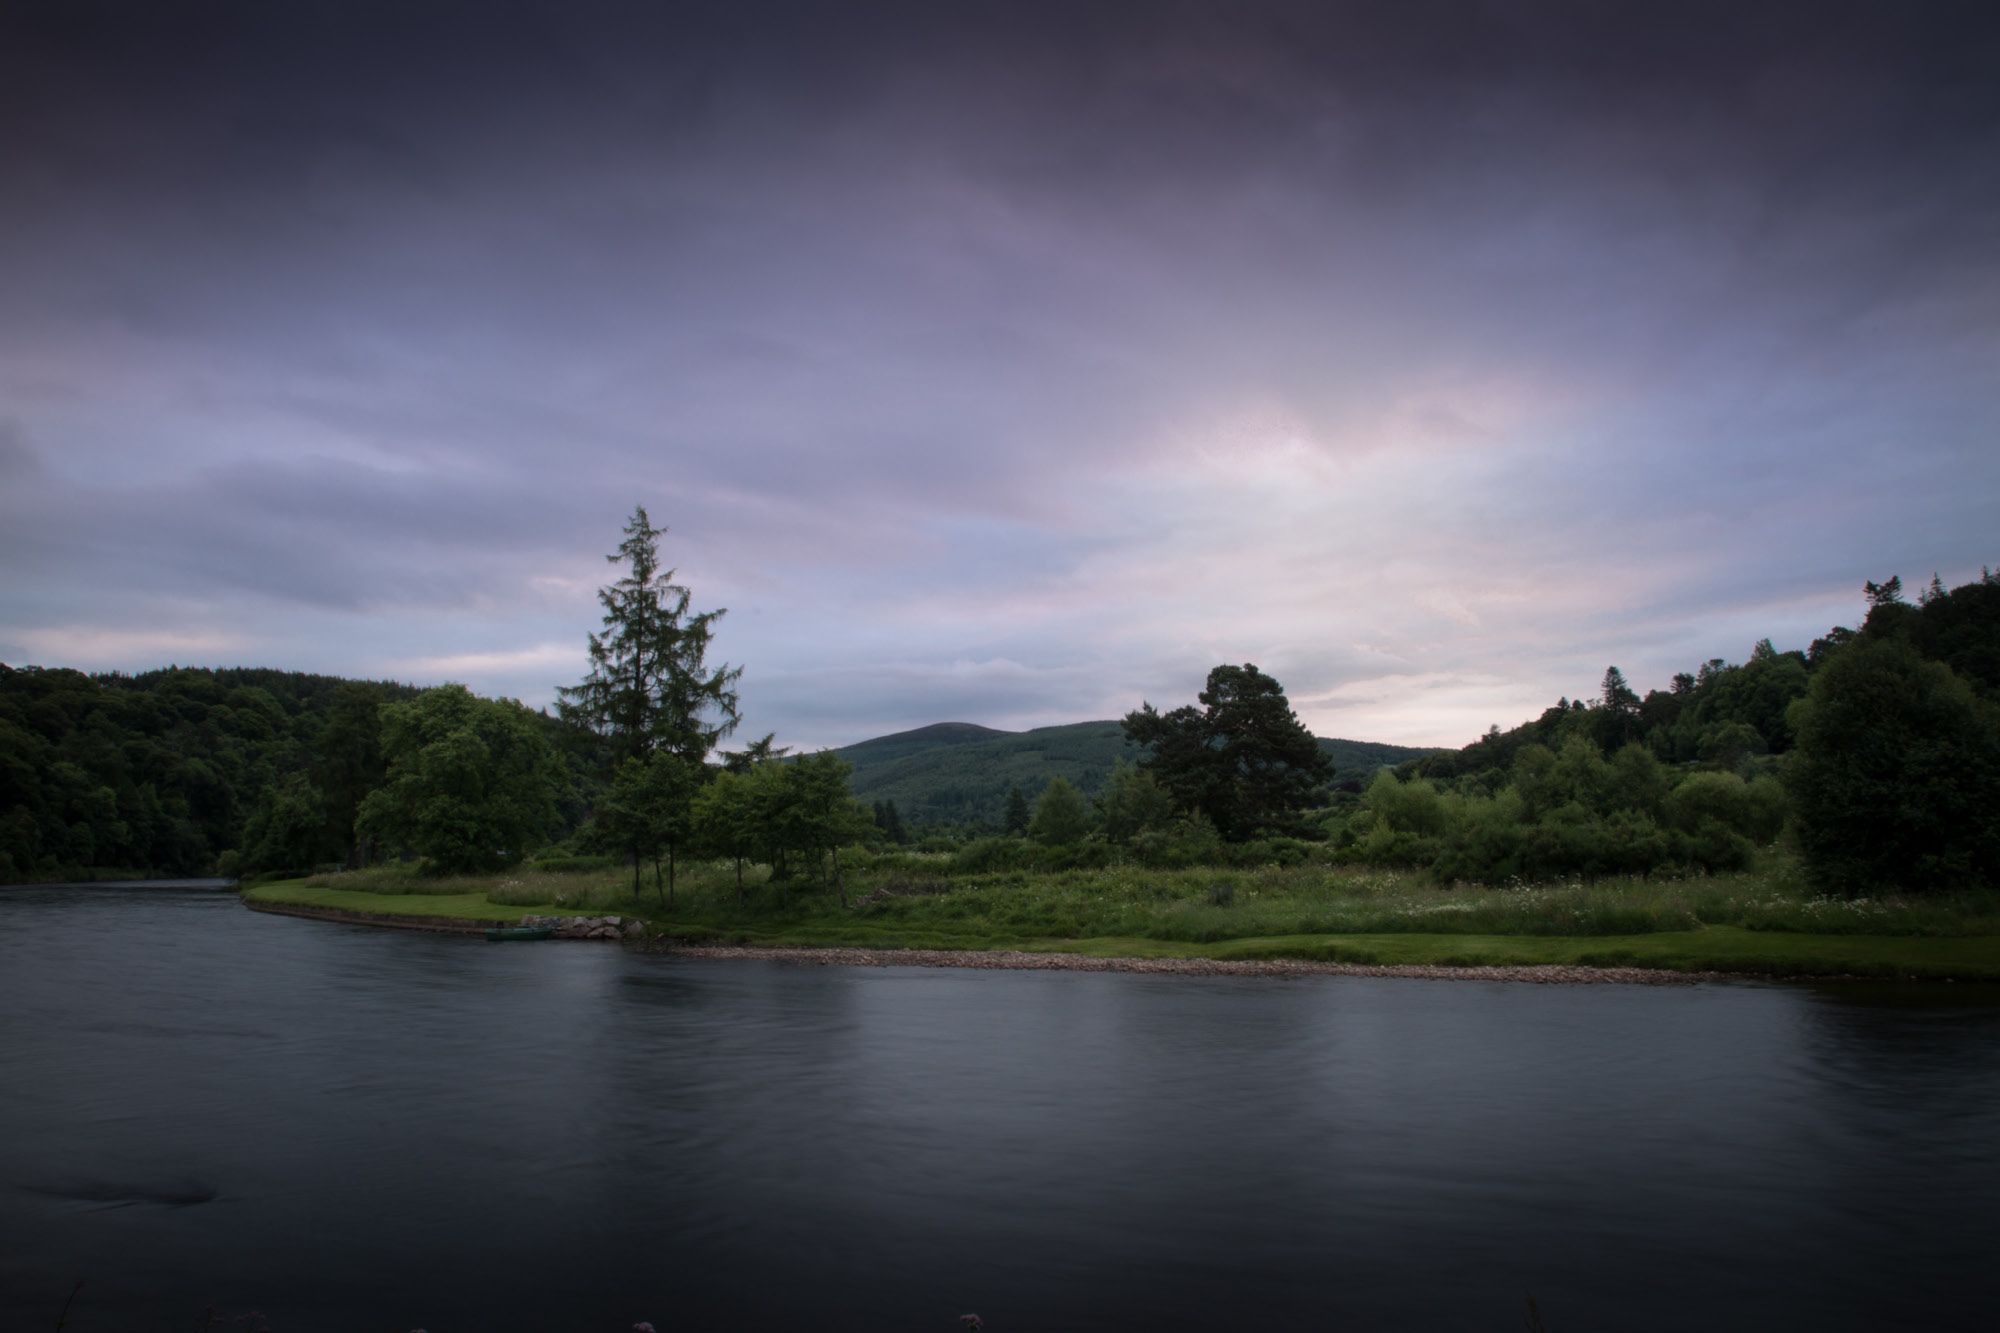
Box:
[3,1,1996,746]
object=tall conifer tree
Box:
[559,506,742,766]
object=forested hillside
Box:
[839,719,1433,830]
[1351,571,2000,891]
[7,568,1994,892]
[0,665,595,883]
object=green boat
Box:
[485,925,555,942]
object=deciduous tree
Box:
[592,753,698,906]
[1788,637,2000,895]
[358,685,562,874]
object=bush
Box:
[1361,771,1453,837]
[1668,771,1778,843]
[950,837,1041,874]
[1227,836,1320,867]
[1789,638,2000,894]
[1129,815,1223,869]
[529,854,618,873]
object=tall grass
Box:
[300,852,2000,942]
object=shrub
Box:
[1028,777,1093,846]
[530,854,617,873]
[1129,815,1224,869]
[950,837,1041,874]
[1789,638,2000,894]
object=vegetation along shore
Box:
[240,852,2000,982]
[12,511,2000,985]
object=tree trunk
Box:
[734,855,743,905]
[652,854,665,908]
[631,842,642,901]
[832,845,846,909]
[667,844,676,909]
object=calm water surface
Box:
[3,887,1997,1331]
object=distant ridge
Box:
[837,721,1013,763]
[834,719,1436,830]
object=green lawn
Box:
[242,881,542,924]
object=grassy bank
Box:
[237,853,2000,981]
[241,881,544,923]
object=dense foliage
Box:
[0,665,422,881]
[9,555,1996,899]
[1344,737,1786,883]
[1788,579,2000,894]
[1379,568,2000,893]
[358,685,565,874]
[1123,664,1334,839]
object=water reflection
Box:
[2,889,1997,1330]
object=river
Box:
[2,885,1997,1331]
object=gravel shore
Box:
[650,941,1732,985]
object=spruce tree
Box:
[559,506,742,765]
[1003,785,1031,836]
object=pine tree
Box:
[1121,663,1332,839]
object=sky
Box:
[2,0,1996,749]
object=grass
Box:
[243,880,543,923]
[236,852,2000,981]
[1036,927,2000,980]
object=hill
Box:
[835,719,1436,830]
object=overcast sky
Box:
[2,0,1995,748]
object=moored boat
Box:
[485,925,555,942]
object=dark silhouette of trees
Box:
[1122,663,1331,839]
[357,685,562,875]
[561,507,742,897]
[1789,637,2000,894]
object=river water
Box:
[2,886,1997,1331]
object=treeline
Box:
[0,509,894,891]
[0,665,438,882]
[7,556,1996,899]
[1349,570,2000,893]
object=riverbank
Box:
[241,878,2000,982]
[243,898,507,934]
[654,941,1727,984]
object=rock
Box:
[623,920,646,938]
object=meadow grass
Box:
[245,852,2000,979]
[245,880,541,923]
[1035,927,2000,980]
